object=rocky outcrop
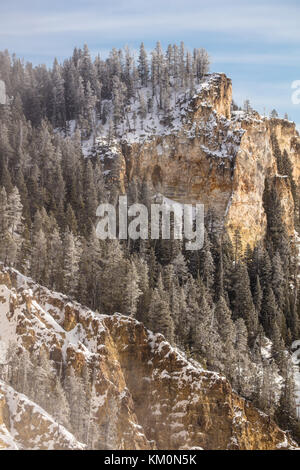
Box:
[226,116,298,248]
[97,73,300,250]
[0,380,85,450]
[0,267,297,450]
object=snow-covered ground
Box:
[77,74,243,159]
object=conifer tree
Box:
[275,358,299,437]
[149,273,174,344]
[232,262,258,339]
[138,43,149,87]
[123,260,142,317]
[62,229,80,297]
[215,296,236,381]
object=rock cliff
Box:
[97,73,300,249]
[0,380,85,450]
[0,266,297,450]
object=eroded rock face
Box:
[0,381,85,450]
[98,73,300,250]
[226,117,298,248]
[0,267,297,450]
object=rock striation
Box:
[97,73,300,249]
[0,267,297,450]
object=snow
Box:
[81,74,242,161]
[0,284,18,362]
[0,264,299,449]
[82,134,95,157]
[200,143,231,159]
[0,379,85,450]
[276,434,290,449]
[146,328,223,396]
[0,266,107,366]
[261,337,273,360]
[0,423,19,450]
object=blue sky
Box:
[0,0,299,128]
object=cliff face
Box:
[226,117,298,248]
[98,73,300,249]
[0,267,296,450]
[0,380,85,450]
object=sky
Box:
[0,0,299,129]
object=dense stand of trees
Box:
[0,44,300,443]
[0,42,210,137]
[0,346,105,448]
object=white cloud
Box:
[213,53,299,67]
[0,1,300,43]
[0,0,299,126]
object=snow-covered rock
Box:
[0,266,297,450]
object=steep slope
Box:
[0,266,297,450]
[94,73,300,250]
[0,380,85,450]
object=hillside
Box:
[92,72,300,250]
[0,266,297,450]
[1,43,300,449]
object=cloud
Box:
[0,0,299,126]
[1,1,300,43]
[213,53,300,67]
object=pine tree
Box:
[270,109,279,118]
[214,241,224,301]
[48,227,63,290]
[149,274,174,343]
[258,360,280,416]
[243,99,252,114]
[199,231,215,291]
[272,251,285,311]
[253,275,263,317]
[99,239,127,314]
[233,228,242,265]
[194,48,210,79]
[234,318,252,397]
[271,321,286,372]
[7,186,23,237]
[17,225,31,275]
[30,227,47,284]
[33,350,54,411]
[51,376,71,431]
[64,366,87,440]
[123,260,142,317]
[135,256,151,324]
[112,75,127,131]
[171,252,189,285]
[62,229,80,297]
[138,43,149,87]
[232,262,258,339]
[83,159,98,228]
[261,285,281,338]
[215,296,236,381]
[275,358,299,436]
[51,58,66,128]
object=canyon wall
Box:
[0,267,297,450]
[99,74,300,249]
